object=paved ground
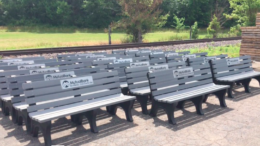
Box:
[0,63,260,146]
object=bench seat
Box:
[13,102,28,110]
[120,82,128,88]
[155,83,229,103]
[129,86,150,95]
[29,93,135,123]
[217,71,260,81]
[1,94,13,101]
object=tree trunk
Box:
[138,30,142,43]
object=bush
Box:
[172,15,186,32]
[207,15,221,38]
[120,35,134,43]
[229,24,241,37]
[191,22,199,39]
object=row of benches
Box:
[0,50,259,146]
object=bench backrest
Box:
[23,71,121,113]
[147,63,213,97]
[0,57,45,63]
[1,63,90,95]
[112,50,125,55]
[125,61,186,90]
[149,51,176,60]
[8,67,101,103]
[210,55,253,79]
[187,54,228,66]
[0,58,56,66]
[57,52,107,60]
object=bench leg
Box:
[121,87,129,95]
[22,110,31,133]
[31,120,39,137]
[136,95,149,115]
[85,110,99,133]
[149,100,159,117]
[163,103,176,125]
[106,105,118,115]
[254,76,260,86]
[203,94,209,103]
[176,101,185,109]
[235,82,242,86]
[214,89,227,107]
[11,107,18,123]
[241,79,251,93]
[150,100,177,125]
[227,84,234,98]
[71,114,83,125]
[1,101,9,116]
[191,96,204,115]
[38,121,52,146]
[120,100,134,122]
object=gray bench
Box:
[22,71,135,146]
[57,52,107,60]
[125,61,186,114]
[1,64,92,117]
[147,63,229,124]
[209,55,260,98]
[112,50,125,55]
[187,54,228,66]
[149,51,176,60]
[166,51,190,62]
[0,58,56,66]
[9,67,101,125]
[0,57,45,62]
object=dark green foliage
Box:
[0,0,121,28]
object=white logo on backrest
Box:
[75,53,94,57]
[172,67,194,78]
[17,64,45,70]
[182,54,196,61]
[204,56,217,63]
[29,67,59,75]
[86,55,105,58]
[130,61,150,67]
[8,60,34,66]
[60,76,94,89]
[227,58,240,65]
[148,64,169,72]
[166,53,179,57]
[2,59,23,63]
[140,50,151,53]
[44,71,75,81]
[114,58,133,64]
[97,57,116,61]
[126,50,138,52]
[150,52,164,55]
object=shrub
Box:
[191,22,199,39]
[229,24,242,37]
[207,15,221,38]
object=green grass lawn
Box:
[180,44,241,58]
[0,27,232,51]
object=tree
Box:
[212,0,230,26]
[115,0,167,43]
[224,0,260,26]
[191,21,199,39]
[207,15,221,38]
[172,15,186,32]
